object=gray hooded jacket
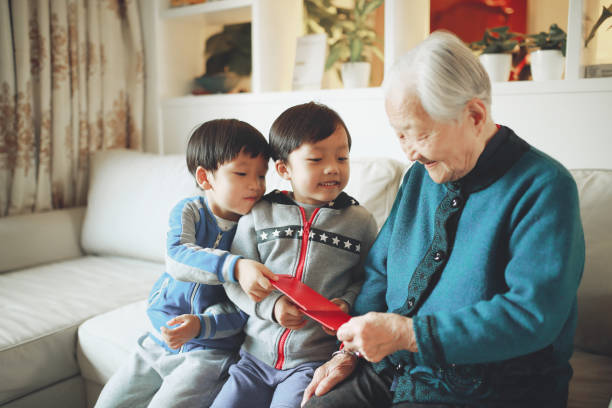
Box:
[224,190,378,370]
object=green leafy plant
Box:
[469,26,522,54]
[203,22,251,76]
[194,22,251,93]
[526,23,567,57]
[585,3,612,48]
[304,0,384,70]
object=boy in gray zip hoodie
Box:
[211,102,378,408]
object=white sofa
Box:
[0,150,611,408]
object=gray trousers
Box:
[95,334,238,408]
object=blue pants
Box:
[211,349,323,408]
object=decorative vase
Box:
[341,62,371,88]
[530,49,565,81]
[479,53,512,82]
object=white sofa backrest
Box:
[81,150,408,263]
[570,169,612,357]
[82,150,199,263]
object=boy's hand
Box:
[161,314,201,349]
[274,295,307,330]
[321,298,349,336]
[235,259,278,302]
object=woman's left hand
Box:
[337,312,418,362]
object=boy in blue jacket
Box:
[95,119,274,408]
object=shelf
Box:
[161,77,612,108]
[161,87,384,107]
[492,77,612,95]
[160,0,252,25]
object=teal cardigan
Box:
[355,126,585,406]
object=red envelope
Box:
[270,275,351,331]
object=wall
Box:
[527,0,569,33]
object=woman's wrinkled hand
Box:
[336,312,418,362]
[300,352,358,407]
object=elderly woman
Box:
[301,31,584,408]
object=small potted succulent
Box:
[526,23,567,81]
[469,26,521,82]
[304,0,384,88]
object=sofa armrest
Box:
[0,207,86,273]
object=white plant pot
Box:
[479,53,512,82]
[530,49,565,81]
[341,62,371,88]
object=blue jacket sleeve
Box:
[197,301,249,339]
[354,181,405,315]
[412,171,585,366]
[165,198,241,284]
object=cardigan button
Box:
[433,251,445,262]
[451,197,462,208]
[407,297,415,308]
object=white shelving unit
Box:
[151,0,608,99]
[143,0,612,163]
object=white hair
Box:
[383,31,491,123]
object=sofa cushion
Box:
[570,169,612,357]
[0,207,85,273]
[82,150,199,263]
[0,256,163,405]
[77,300,151,386]
[345,157,408,228]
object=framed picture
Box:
[292,34,327,91]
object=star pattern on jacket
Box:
[255,224,361,254]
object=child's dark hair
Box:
[269,102,351,161]
[186,119,271,177]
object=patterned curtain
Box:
[0,0,144,217]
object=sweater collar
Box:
[263,190,360,209]
[446,125,530,194]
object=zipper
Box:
[213,232,222,248]
[179,231,223,353]
[274,207,320,369]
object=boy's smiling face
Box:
[198,149,269,221]
[276,126,350,206]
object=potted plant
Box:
[469,26,521,82]
[304,0,384,88]
[526,23,567,81]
